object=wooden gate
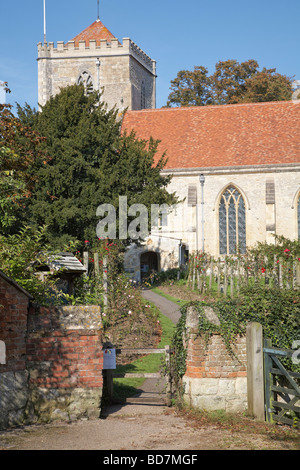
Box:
[104,346,173,406]
[264,339,300,429]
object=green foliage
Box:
[18,84,177,249]
[0,225,65,304]
[143,267,183,287]
[173,286,300,383]
[0,100,48,235]
[166,59,293,107]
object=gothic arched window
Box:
[77,71,94,94]
[219,185,246,255]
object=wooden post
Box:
[83,251,89,276]
[165,345,172,406]
[263,338,275,424]
[237,259,240,293]
[279,257,283,288]
[224,259,228,296]
[296,262,300,288]
[246,322,265,421]
[217,258,221,293]
[103,255,108,311]
[230,264,234,298]
[94,252,100,277]
[209,257,213,291]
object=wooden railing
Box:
[264,339,300,429]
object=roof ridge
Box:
[125,100,294,114]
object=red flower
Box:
[261,267,266,273]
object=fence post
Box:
[246,322,265,421]
[94,252,100,277]
[165,345,172,406]
[296,262,300,288]
[83,251,89,276]
[103,255,108,311]
[263,338,275,424]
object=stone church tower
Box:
[37,18,156,111]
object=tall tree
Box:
[166,66,213,107]
[0,90,48,235]
[20,85,177,248]
[166,59,293,107]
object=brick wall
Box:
[26,305,104,423]
[27,329,103,390]
[185,332,247,380]
[0,272,105,429]
[0,275,31,373]
[0,273,32,429]
[182,306,248,413]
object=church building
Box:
[37,15,300,282]
[121,102,300,281]
[37,18,156,111]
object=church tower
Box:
[37,18,156,111]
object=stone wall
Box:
[123,165,300,279]
[182,306,248,413]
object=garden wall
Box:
[0,270,104,429]
[0,272,33,430]
[26,305,104,424]
[182,306,248,413]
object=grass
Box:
[112,299,176,401]
[151,286,187,306]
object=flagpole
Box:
[43,0,47,44]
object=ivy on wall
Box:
[172,285,300,385]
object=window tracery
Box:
[219,185,246,255]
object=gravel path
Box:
[141,288,181,324]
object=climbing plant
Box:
[172,284,300,390]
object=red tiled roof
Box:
[121,101,300,169]
[69,20,116,47]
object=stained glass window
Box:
[219,186,246,255]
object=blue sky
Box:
[0,0,299,111]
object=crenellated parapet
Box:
[37,37,156,75]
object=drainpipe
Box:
[199,173,205,252]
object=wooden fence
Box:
[187,253,300,297]
[264,339,300,429]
